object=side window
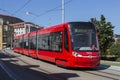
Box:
[64,28,69,51]
[38,32,62,52]
[19,37,23,48]
[29,36,36,49]
[38,34,49,50]
[16,39,19,47]
[18,38,20,47]
[23,38,28,48]
[14,39,17,47]
[50,32,62,52]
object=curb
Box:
[109,66,120,71]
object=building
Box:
[0,14,24,50]
[114,34,120,44]
[9,22,43,50]
[9,22,43,36]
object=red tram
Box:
[13,22,100,68]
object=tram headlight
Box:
[72,52,82,57]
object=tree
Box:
[110,42,120,57]
[91,15,114,55]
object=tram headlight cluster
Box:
[72,52,82,57]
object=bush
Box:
[109,43,120,56]
[116,57,120,62]
[101,56,118,61]
[103,44,120,61]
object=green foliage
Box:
[109,38,120,56]
[116,37,120,43]
[109,43,120,55]
[91,15,114,55]
[116,57,120,62]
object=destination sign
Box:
[74,29,92,33]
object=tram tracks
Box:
[1,50,120,80]
[83,70,120,80]
[76,64,120,80]
[95,70,120,77]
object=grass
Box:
[101,60,120,66]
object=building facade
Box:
[0,14,24,50]
[9,22,43,36]
[114,34,120,44]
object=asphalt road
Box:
[0,66,13,80]
[0,49,120,80]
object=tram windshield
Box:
[69,22,99,51]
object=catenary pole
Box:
[62,0,65,23]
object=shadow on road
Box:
[64,64,111,71]
[0,51,79,80]
[94,64,111,70]
[0,50,21,59]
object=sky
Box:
[0,0,120,34]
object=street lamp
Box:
[25,11,39,17]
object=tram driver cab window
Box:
[64,28,69,51]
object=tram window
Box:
[64,28,69,51]
[18,39,20,47]
[49,32,62,52]
[23,38,28,48]
[16,39,19,47]
[19,38,23,48]
[29,36,36,49]
[38,32,62,52]
[38,34,49,50]
[14,39,18,47]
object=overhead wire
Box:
[30,0,73,20]
[1,0,72,20]
[0,8,12,15]
[39,0,73,16]
[12,0,32,15]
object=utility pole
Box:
[62,0,65,23]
